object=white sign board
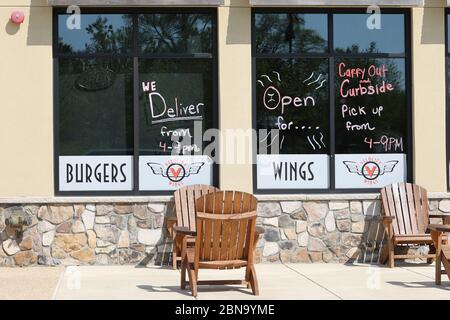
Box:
[335,153,406,189]
[257,154,329,189]
[59,156,133,191]
[139,155,213,191]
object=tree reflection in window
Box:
[138,14,212,54]
[255,13,328,54]
[58,14,133,54]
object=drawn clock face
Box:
[263,86,281,110]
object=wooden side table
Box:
[428,224,450,285]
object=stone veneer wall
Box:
[254,197,450,263]
[1,196,450,267]
[0,202,172,267]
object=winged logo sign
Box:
[343,160,399,181]
[139,155,213,190]
[335,154,406,189]
[147,162,205,183]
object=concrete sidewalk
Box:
[1,263,449,300]
[0,266,63,300]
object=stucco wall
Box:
[218,0,253,193]
[0,0,449,197]
[0,0,53,197]
[412,0,447,192]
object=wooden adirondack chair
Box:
[169,184,219,269]
[428,224,450,285]
[380,183,450,268]
[176,191,259,297]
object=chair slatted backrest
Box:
[174,185,219,233]
[380,183,429,235]
[195,191,258,266]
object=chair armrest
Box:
[428,224,450,233]
[429,214,450,219]
[165,217,177,239]
[378,216,395,223]
[173,226,196,237]
[428,214,450,226]
[379,216,395,235]
[167,216,177,223]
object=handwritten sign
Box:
[335,59,407,154]
[256,59,329,156]
[257,154,329,189]
[142,81,204,124]
[141,77,207,156]
[59,156,133,191]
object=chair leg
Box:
[180,256,187,290]
[442,256,450,281]
[436,252,442,285]
[248,265,259,296]
[173,251,178,270]
[388,240,395,268]
[428,244,436,265]
[173,235,182,270]
[186,263,197,297]
[379,245,389,265]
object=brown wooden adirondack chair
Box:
[168,184,219,269]
[380,183,450,268]
[176,191,259,297]
[428,224,450,285]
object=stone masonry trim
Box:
[1,198,449,266]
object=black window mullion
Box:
[447,11,450,191]
[133,13,139,194]
[405,11,413,186]
[328,13,336,190]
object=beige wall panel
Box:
[412,4,447,192]
[218,5,253,193]
[0,6,53,196]
[2,1,48,6]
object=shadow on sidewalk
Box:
[387,281,450,291]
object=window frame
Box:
[53,7,219,196]
[446,9,450,192]
[251,7,413,194]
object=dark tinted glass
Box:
[59,58,133,155]
[335,58,407,154]
[448,15,450,53]
[138,14,213,54]
[333,14,405,54]
[256,58,329,154]
[58,14,133,54]
[255,13,328,54]
[139,59,213,155]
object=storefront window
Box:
[55,9,217,194]
[254,10,411,192]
